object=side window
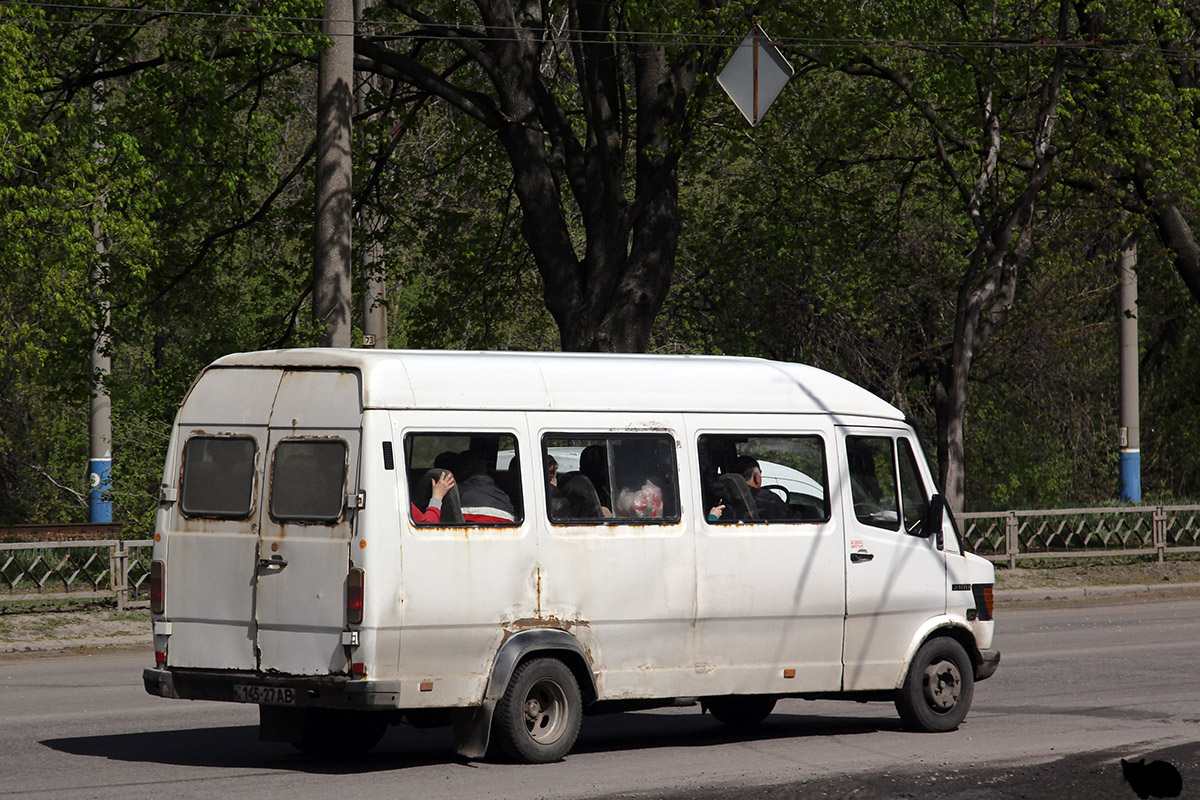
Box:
[697,434,829,523]
[404,433,522,527]
[180,435,257,519]
[898,438,930,535]
[543,434,679,524]
[270,438,348,523]
[846,436,900,531]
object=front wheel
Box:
[895,637,975,732]
[493,657,583,763]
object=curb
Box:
[0,632,151,656]
[995,581,1200,604]
[5,583,1200,655]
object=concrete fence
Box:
[960,505,1200,568]
[0,539,153,610]
[3,505,1199,609]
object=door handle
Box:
[258,555,288,570]
[850,550,874,563]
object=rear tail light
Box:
[150,560,165,615]
[347,566,364,625]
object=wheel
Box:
[704,695,777,728]
[292,708,388,757]
[895,637,974,732]
[493,657,582,763]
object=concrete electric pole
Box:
[314,0,354,347]
[1117,238,1141,503]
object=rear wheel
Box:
[704,695,777,728]
[493,657,582,763]
[895,637,974,732]
[293,708,388,757]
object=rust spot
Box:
[508,616,591,632]
[511,617,563,631]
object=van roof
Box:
[205,349,903,419]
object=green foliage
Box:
[6,1,1200,527]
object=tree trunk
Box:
[926,0,1069,514]
[356,1,713,353]
[1135,167,1200,306]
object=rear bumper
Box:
[143,667,403,709]
[975,649,1001,682]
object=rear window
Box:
[269,438,348,522]
[180,436,257,519]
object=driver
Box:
[730,455,792,520]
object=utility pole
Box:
[89,80,112,523]
[1117,237,1141,503]
[314,0,354,347]
[356,0,387,349]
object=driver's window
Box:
[846,436,900,531]
[898,439,930,535]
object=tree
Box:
[353,1,756,352]
[0,3,327,528]
[791,0,1072,514]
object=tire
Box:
[895,637,975,732]
[292,708,388,757]
[704,695,777,729]
[493,657,583,763]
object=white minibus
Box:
[143,349,999,762]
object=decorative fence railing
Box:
[3,505,1200,609]
[0,539,153,610]
[960,505,1200,568]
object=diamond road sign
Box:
[717,25,794,126]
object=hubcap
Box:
[922,659,961,712]
[523,677,568,743]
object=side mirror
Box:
[926,494,946,551]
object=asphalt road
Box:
[2,597,1198,799]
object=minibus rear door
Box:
[253,370,362,676]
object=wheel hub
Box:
[523,679,567,743]
[922,659,962,711]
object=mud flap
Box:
[451,704,495,759]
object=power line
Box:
[1,0,1194,59]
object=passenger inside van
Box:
[410,469,460,524]
[456,450,517,524]
[730,455,793,521]
[579,445,612,512]
[557,473,608,518]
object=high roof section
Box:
[207,349,902,420]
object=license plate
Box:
[233,684,296,705]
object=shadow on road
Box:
[39,708,899,772]
[572,708,899,756]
